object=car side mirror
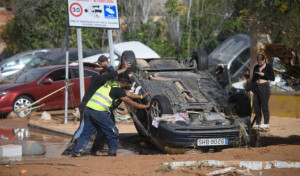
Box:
[42,77,53,85]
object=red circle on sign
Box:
[70,3,83,17]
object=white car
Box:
[113,41,160,59]
[71,41,160,67]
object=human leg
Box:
[89,111,119,156]
[72,110,97,157]
[90,130,107,155]
[261,83,271,125]
[253,87,262,125]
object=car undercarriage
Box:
[123,50,252,154]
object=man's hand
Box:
[142,92,150,98]
[123,61,131,71]
[117,61,131,74]
[249,91,253,97]
[145,102,150,108]
[256,72,264,76]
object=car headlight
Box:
[0,91,11,96]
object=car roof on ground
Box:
[113,41,160,59]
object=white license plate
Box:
[197,138,228,146]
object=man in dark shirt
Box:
[72,73,150,157]
[62,60,130,155]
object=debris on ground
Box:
[152,113,190,128]
[40,111,51,120]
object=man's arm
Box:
[125,91,150,99]
[120,96,150,109]
[116,61,131,74]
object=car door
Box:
[70,67,96,106]
[37,68,72,110]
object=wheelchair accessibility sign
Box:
[68,0,119,29]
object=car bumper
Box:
[156,122,241,148]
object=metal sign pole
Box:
[64,28,70,124]
[108,30,114,66]
[77,28,85,100]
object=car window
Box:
[230,49,250,80]
[21,56,33,65]
[71,68,97,78]
[46,68,71,82]
[1,59,20,72]
[3,59,19,67]
[15,68,49,83]
[23,57,51,71]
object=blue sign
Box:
[104,5,117,19]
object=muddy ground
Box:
[0,115,300,176]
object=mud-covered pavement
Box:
[0,115,300,176]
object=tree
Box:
[0,0,105,57]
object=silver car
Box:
[0,49,52,78]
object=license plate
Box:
[197,138,228,146]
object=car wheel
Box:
[13,95,33,118]
[121,50,137,74]
[192,49,208,71]
[150,95,173,120]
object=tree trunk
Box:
[141,0,152,24]
[250,21,273,78]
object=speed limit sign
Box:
[70,3,83,17]
[68,0,119,28]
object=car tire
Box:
[13,95,34,118]
[150,94,173,119]
[228,92,251,117]
[121,50,137,74]
[192,49,208,71]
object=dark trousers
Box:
[72,108,119,156]
[253,82,271,125]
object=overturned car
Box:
[122,49,252,154]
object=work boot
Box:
[72,152,81,157]
[107,153,116,156]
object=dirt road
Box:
[0,116,300,176]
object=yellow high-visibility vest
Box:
[86,82,120,111]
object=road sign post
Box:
[66,0,120,123]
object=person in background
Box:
[72,73,150,157]
[97,55,117,72]
[250,54,275,130]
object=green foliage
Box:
[165,0,188,16]
[3,0,298,60]
[234,0,300,54]
[0,0,104,57]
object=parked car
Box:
[3,48,102,83]
[0,65,98,117]
[71,41,160,67]
[0,49,53,78]
[113,41,160,59]
[207,34,250,89]
[122,50,251,154]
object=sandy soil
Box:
[0,115,300,176]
